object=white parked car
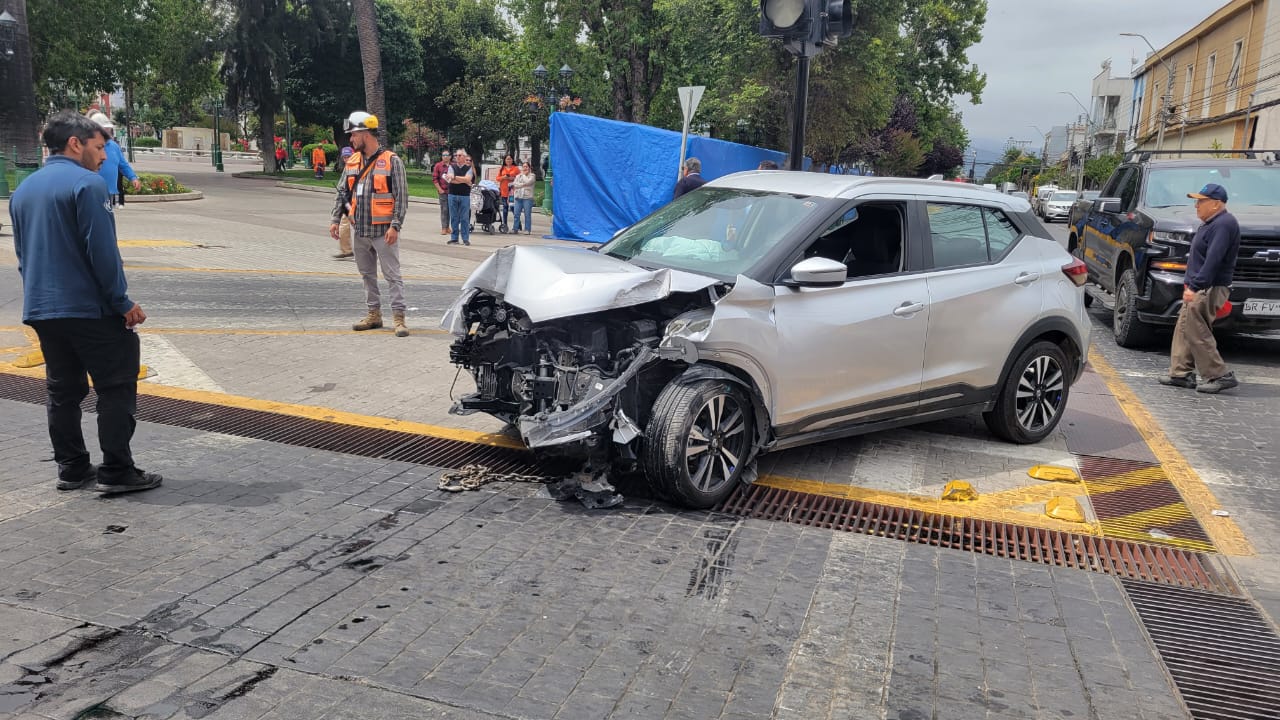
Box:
[1041,190,1079,222]
[444,174,1091,508]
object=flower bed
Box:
[124,173,191,196]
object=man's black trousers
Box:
[30,318,140,483]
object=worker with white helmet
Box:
[87,111,141,207]
[329,111,411,337]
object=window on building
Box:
[1183,64,1194,116]
[1203,54,1216,118]
[1225,40,1243,112]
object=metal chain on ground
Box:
[437,463,558,492]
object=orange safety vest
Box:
[343,150,396,225]
[312,146,327,168]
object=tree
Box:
[223,0,291,172]
[352,0,386,143]
[1084,153,1121,188]
[0,0,40,164]
[874,130,925,177]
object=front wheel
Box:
[1113,268,1155,347]
[641,379,754,509]
[984,341,1071,444]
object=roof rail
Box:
[1124,148,1280,163]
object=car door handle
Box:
[892,302,925,317]
[1014,272,1041,286]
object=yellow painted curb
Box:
[1087,349,1253,556]
[941,480,978,501]
[122,265,468,282]
[1045,496,1086,523]
[1028,465,1081,483]
[119,239,199,248]
[13,350,44,368]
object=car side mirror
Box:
[1095,198,1122,213]
[788,257,847,287]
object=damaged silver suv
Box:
[443,172,1091,509]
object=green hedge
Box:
[301,142,339,168]
[123,173,190,196]
[132,137,161,148]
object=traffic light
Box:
[760,0,853,57]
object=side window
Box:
[983,208,1020,259]
[1118,170,1141,211]
[926,203,988,268]
[803,203,905,278]
[1100,167,1130,199]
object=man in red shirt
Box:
[432,150,452,235]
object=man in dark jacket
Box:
[1159,182,1240,394]
[8,111,162,494]
[673,157,706,199]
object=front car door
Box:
[919,200,1050,406]
[1082,166,1140,287]
[767,200,930,437]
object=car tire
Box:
[641,379,754,509]
[984,341,1071,444]
[1083,293,1094,308]
[1113,268,1154,348]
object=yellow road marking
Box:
[1087,349,1253,556]
[119,240,199,248]
[753,474,1102,535]
[137,327,449,337]
[1097,503,1216,553]
[121,265,467,282]
[0,362,522,449]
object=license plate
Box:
[1243,298,1280,316]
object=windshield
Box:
[1049,192,1077,202]
[1082,191,1101,200]
[600,187,827,276]
[1146,167,1280,208]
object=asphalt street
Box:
[0,166,1277,719]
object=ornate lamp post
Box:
[212,97,224,173]
[531,63,578,215]
[0,10,17,62]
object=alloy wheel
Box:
[685,393,749,493]
[1015,355,1065,433]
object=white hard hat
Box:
[88,112,114,130]
[343,111,379,133]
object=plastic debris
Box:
[1211,509,1231,517]
[1045,496,1086,523]
[1148,529,1173,540]
[941,480,978,502]
[1027,465,1081,483]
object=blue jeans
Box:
[512,197,533,233]
[447,194,471,244]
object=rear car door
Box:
[919,201,1049,405]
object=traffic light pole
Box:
[788,55,810,171]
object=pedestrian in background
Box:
[432,150,452,236]
[88,112,141,208]
[329,111,411,337]
[446,148,475,246]
[511,160,536,235]
[673,157,706,199]
[275,144,287,172]
[1159,182,1241,394]
[496,154,520,231]
[333,146,355,259]
[312,144,328,180]
[8,110,162,495]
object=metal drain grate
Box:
[1124,580,1280,720]
[0,372,551,476]
[718,483,1238,593]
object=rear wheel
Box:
[1113,268,1155,347]
[984,341,1071,444]
[641,379,754,509]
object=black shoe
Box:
[57,464,97,491]
[1197,372,1239,394]
[333,252,354,259]
[447,240,459,245]
[1158,374,1197,389]
[95,470,163,495]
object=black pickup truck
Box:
[1067,152,1280,347]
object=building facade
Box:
[1090,61,1134,155]
[1130,0,1276,152]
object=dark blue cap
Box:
[1187,183,1228,202]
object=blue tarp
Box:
[548,113,789,243]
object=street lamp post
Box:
[1121,32,1177,153]
[0,10,17,62]
[212,98,224,173]
[531,63,576,215]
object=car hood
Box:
[1147,206,1280,238]
[442,245,720,329]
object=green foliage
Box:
[133,137,162,148]
[1084,153,1121,188]
[874,130,926,177]
[982,148,1041,186]
[123,173,190,196]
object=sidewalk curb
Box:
[121,191,205,203]
[278,181,441,206]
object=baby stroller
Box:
[472,180,503,234]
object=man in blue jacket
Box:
[1159,182,1240,394]
[89,112,141,207]
[8,110,162,494]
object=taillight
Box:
[1061,258,1088,287]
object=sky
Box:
[960,0,1220,158]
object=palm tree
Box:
[223,0,289,172]
[0,0,41,166]
[351,0,385,145]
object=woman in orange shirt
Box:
[496,155,520,232]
